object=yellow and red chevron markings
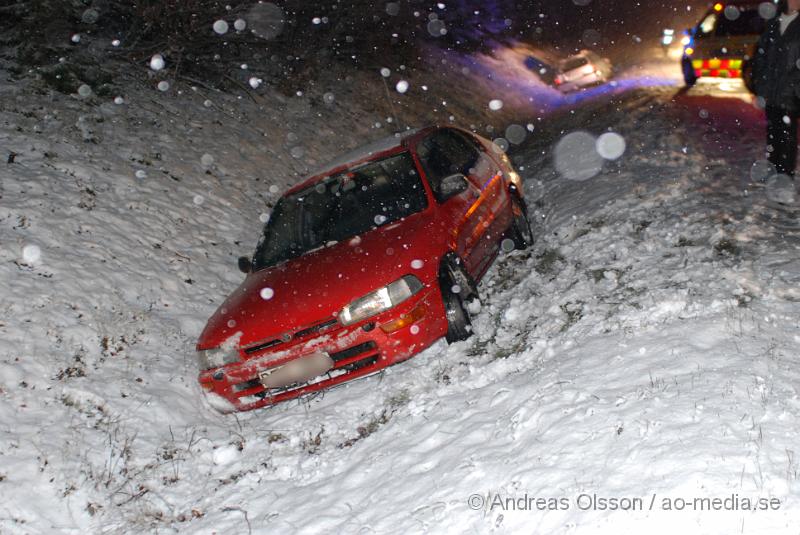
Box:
[692,58,743,78]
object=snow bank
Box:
[1,52,798,535]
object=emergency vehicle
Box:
[681,1,771,87]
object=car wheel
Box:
[509,194,534,250]
[681,57,697,88]
[440,259,474,344]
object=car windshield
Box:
[252,151,428,270]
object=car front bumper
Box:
[198,286,448,411]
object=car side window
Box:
[417,130,480,202]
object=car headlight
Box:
[339,275,423,326]
[196,346,241,371]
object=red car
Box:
[196,126,533,412]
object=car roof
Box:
[708,1,767,9]
[562,49,595,60]
[286,127,432,195]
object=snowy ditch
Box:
[1,53,799,534]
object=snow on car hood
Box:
[197,211,442,349]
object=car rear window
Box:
[716,9,765,35]
[252,151,428,270]
[696,8,765,38]
[559,56,589,72]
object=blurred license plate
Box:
[260,352,333,389]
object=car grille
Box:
[233,340,382,406]
[331,341,376,365]
[243,318,339,356]
[294,318,339,339]
[242,338,283,355]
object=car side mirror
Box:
[237,256,252,274]
[439,173,469,202]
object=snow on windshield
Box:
[253,152,427,269]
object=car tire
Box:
[682,57,697,88]
[509,193,534,250]
[440,258,474,344]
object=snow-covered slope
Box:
[1,57,799,535]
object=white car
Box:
[554,50,613,92]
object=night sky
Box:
[525,0,712,46]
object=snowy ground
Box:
[1,53,799,534]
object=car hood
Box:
[197,211,442,350]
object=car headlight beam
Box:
[339,275,423,326]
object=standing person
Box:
[752,0,800,178]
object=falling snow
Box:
[201,153,215,167]
[149,54,165,71]
[21,244,41,264]
[213,20,229,35]
[2,5,800,535]
[505,124,527,144]
[260,288,275,300]
[596,132,626,160]
[554,131,603,181]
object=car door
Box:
[416,129,504,278]
[454,130,513,274]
